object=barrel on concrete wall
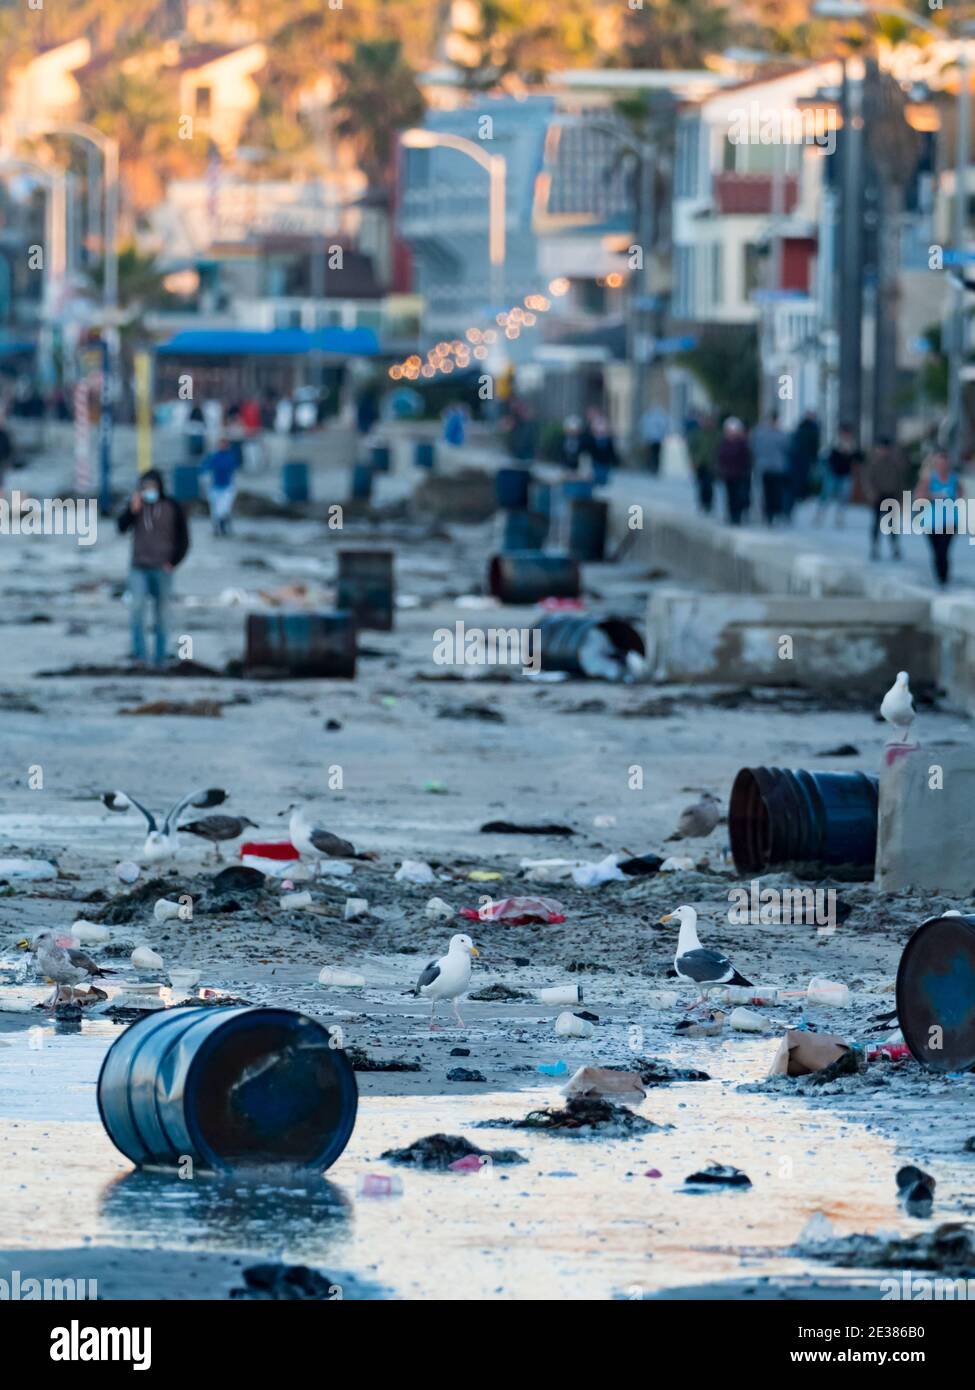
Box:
[896,915,975,1072]
[97,1006,358,1173]
[496,467,531,510]
[488,551,581,605]
[281,460,310,503]
[370,443,392,473]
[567,498,609,562]
[538,613,645,678]
[729,767,879,878]
[415,441,436,470]
[171,465,200,502]
[336,549,394,631]
[498,508,548,552]
[245,611,357,678]
[350,462,374,502]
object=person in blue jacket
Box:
[200,436,242,536]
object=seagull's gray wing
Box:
[675,947,735,984]
[102,790,157,832]
[181,815,240,840]
[414,959,441,995]
[165,788,228,834]
[307,827,355,858]
[66,948,103,977]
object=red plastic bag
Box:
[459,896,566,925]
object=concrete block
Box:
[646,589,936,692]
[876,745,975,894]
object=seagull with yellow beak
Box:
[412,932,480,1028]
[659,905,752,1009]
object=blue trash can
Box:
[350,463,374,502]
[567,497,609,562]
[499,508,548,552]
[171,465,200,502]
[496,467,532,510]
[370,444,392,473]
[282,460,310,503]
[415,441,436,470]
[97,1006,358,1174]
[561,479,594,502]
[245,611,357,678]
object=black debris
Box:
[380,1134,526,1170]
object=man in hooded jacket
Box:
[117,469,190,667]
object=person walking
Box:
[717,416,752,525]
[582,406,618,482]
[817,423,862,527]
[117,470,189,669]
[862,436,910,561]
[750,410,790,525]
[560,415,585,471]
[200,436,242,536]
[687,412,718,514]
[916,448,964,587]
[788,409,820,515]
[184,404,206,462]
[639,404,669,475]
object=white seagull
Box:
[659,906,752,1009]
[289,807,356,873]
[102,788,228,862]
[880,671,916,745]
[412,932,480,1029]
[18,929,115,1008]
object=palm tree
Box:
[332,39,425,196]
[82,70,195,225]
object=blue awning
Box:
[155,327,380,358]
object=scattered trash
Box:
[631,1058,710,1085]
[119,699,224,718]
[644,1168,663,1179]
[440,703,506,724]
[554,1011,594,1038]
[618,854,663,877]
[344,897,369,921]
[153,898,184,923]
[806,976,851,1008]
[395,860,436,885]
[537,1060,569,1077]
[795,1222,975,1273]
[675,1011,725,1038]
[536,984,582,1006]
[480,1096,668,1136]
[380,1134,526,1170]
[468,870,502,882]
[646,990,680,1010]
[0,858,57,881]
[240,840,299,862]
[520,855,623,887]
[460,896,565,925]
[281,890,313,911]
[770,1030,852,1078]
[69,920,111,945]
[169,968,201,990]
[468,982,529,1002]
[424,896,455,921]
[816,744,860,757]
[798,1211,835,1244]
[685,1164,751,1188]
[729,1006,768,1033]
[592,814,616,828]
[318,967,366,988]
[481,821,575,836]
[230,1264,341,1300]
[448,1153,490,1172]
[115,861,140,883]
[447,1067,486,1083]
[212,865,266,894]
[897,1164,936,1217]
[562,1066,646,1102]
[357,1173,404,1198]
[659,856,695,873]
[422,780,448,795]
[131,945,165,974]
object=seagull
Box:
[659,906,752,1009]
[412,932,479,1029]
[289,807,355,873]
[180,814,258,862]
[17,929,115,1008]
[668,792,722,841]
[880,671,916,745]
[101,788,228,862]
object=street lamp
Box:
[813,0,971,464]
[400,128,507,313]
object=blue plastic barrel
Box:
[245,611,357,678]
[897,915,975,1072]
[350,463,374,502]
[337,549,394,631]
[538,613,644,677]
[415,441,436,470]
[370,444,392,473]
[97,1006,358,1173]
[561,479,594,502]
[729,767,879,878]
[171,465,200,502]
[567,498,609,562]
[496,467,531,510]
[282,460,310,503]
[499,508,548,552]
[487,551,581,604]
[529,482,552,519]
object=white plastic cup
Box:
[554,1011,594,1038]
[807,976,850,1008]
[729,1006,767,1033]
[318,967,366,988]
[153,899,181,922]
[281,891,313,911]
[537,984,582,1006]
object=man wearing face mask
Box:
[117,469,190,668]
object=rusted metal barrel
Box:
[487,551,581,605]
[567,498,609,562]
[498,508,548,552]
[897,915,975,1072]
[245,612,356,678]
[538,613,645,678]
[729,767,879,878]
[336,549,394,631]
[97,1006,358,1173]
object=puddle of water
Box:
[0,1016,961,1299]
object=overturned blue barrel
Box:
[496,467,531,510]
[415,441,436,470]
[538,613,645,678]
[498,508,548,552]
[567,498,609,562]
[897,916,975,1072]
[350,462,374,501]
[171,465,200,502]
[97,1006,358,1173]
[282,460,310,503]
[337,548,394,631]
[245,611,356,678]
[370,443,392,473]
[729,767,879,878]
[488,551,580,605]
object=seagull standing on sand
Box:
[668,792,722,841]
[413,933,479,1029]
[289,807,355,873]
[180,814,258,862]
[880,671,916,745]
[102,788,228,862]
[659,906,752,1009]
[18,930,114,1008]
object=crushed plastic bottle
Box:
[806,976,851,1008]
